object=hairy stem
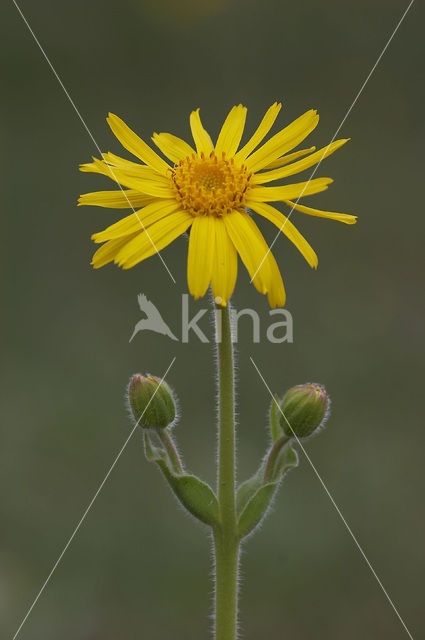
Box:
[263,434,290,483]
[214,303,239,640]
[158,429,184,474]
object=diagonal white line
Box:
[12,0,176,284]
[250,356,414,640]
[11,357,177,640]
[250,0,415,283]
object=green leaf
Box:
[238,483,278,538]
[166,473,219,526]
[237,445,299,539]
[236,467,264,517]
[144,433,219,526]
[271,445,299,482]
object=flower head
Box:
[79,103,356,307]
[128,373,176,429]
[279,383,330,439]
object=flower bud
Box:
[128,373,176,429]
[279,383,330,439]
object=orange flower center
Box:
[171,151,251,217]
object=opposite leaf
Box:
[236,467,264,517]
[238,445,299,539]
[144,433,219,527]
[238,483,278,539]
[271,442,299,483]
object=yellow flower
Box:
[79,103,356,307]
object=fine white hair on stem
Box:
[208,289,242,638]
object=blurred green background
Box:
[1,0,424,638]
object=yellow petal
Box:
[187,216,216,299]
[79,157,169,194]
[100,159,159,186]
[190,109,214,156]
[78,190,154,209]
[262,146,316,170]
[211,218,238,306]
[100,153,170,187]
[79,157,111,175]
[101,152,146,170]
[238,214,285,305]
[245,110,319,173]
[252,139,349,184]
[152,132,195,164]
[115,210,193,269]
[79,158,142,189]
[249,201,318,268]
[92,213,142,243]
[234,103,282,162]
[91,233,139,269]
[215,105,247,157]
[101,167,174,197]
[224,211,272,295]
[285,200,358,224]
[107,113,171,176]
[266,253,286,309]
[116,175,174,198]
[92,200,181,243]
[247,177,332,203]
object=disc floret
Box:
[172,151,252,217]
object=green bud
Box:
[128,373,176,429]
[279,383,330,439]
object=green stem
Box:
[214,302,239,640]
[263,434,290,483]
[158,429,184,474]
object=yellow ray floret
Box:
[252,140,349,184]
[234,102,282,162]
[284,200,358,224]
[79,103,357,307]
[78,189,154,209]
[210,218,238,305]
[188,216,217,299]
[215,105,247,157]
[262,146,316,170]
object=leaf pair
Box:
[143,417,298,538]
